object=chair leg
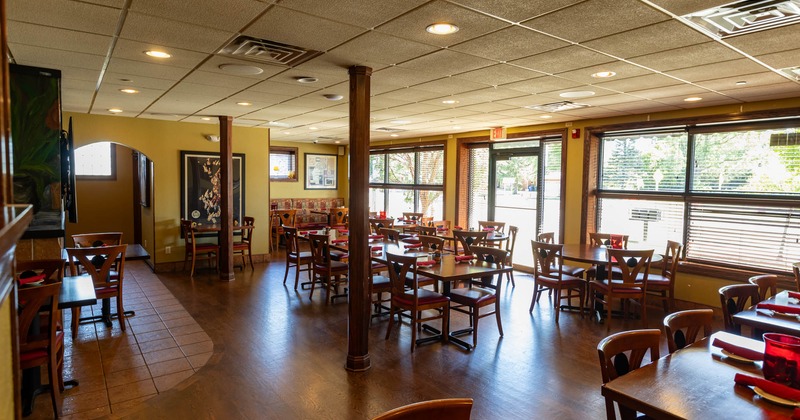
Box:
[309,271,317,301]
[248,248,254,271]
[48,355,62,417]
[495,300,503,337]
[385,305,396,340]
[410,310,417,353]
[606,296,613,330]
[117,294,126,332]
[283,259,291,284]
[190,253,197,277]
[472,306,480,347]
[529,282,539,312]
[294,262,302,290]
[554,287,562,323]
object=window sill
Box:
[679,261,796,289]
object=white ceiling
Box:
[7,0,800,143]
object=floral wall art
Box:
[181,151,245,230]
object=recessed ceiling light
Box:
[218,64,263,75]
[323,94,344,101]
[426,23,459,35]
[453,126,461,129]
[560,91,596,99]
[145,50,171,58]
[442,99,459,104]
[309,127,318,130]
[684,97,703,102]
[591,71,616,78]
[735,81,748,86]
[119,88,139,94]
[283,131,291,135]
[390,134,399,137]
[108,108,123,113]
[334,140,341,144]
[540,115,552,119]
[201,117,212,121]
[236,102,252,106]
[296,76,319,83]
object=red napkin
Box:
[712,337,764,361]
[337,229,349,234]
[417,260,437,267]
[758,303,800,315]
[735,373,800,402]
[401,238,420,244]
[405,243,423,249]
[482,227,495,232]
[454,226,463,230]
[19,273,46,285]
[299,231,310,235]
[331,239,348,244]
[455,255,474,262]
[368,235,384,240]
[436,227,447,232]
[789,292,800,300]
[793,407,800,420]
[370,246,383,251]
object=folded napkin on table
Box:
[337,229,349,235]
[455,255,475,262]
[454,226,464,230]
[482,227,495,232]
[734,373,800,402]
[757,302,800,315]
[401,238,420,244]
[299,231,310,235]
[368,235,384,240]
[789,291,800,300]
[793,407,800,420]
[370,246,383,251]
[712,337,764,361]
[436,227,447,231]
[405,243,423,249]
[416,260,437,267]
[331,239,348,244]
[18,273,47,285]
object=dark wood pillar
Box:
[345,65,372,372]
[218,116,234,281]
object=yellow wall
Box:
[0,297,13,419]
[269,141,346,200]
[65,143,135,246]
[65,113,270,265]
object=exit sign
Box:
[490,127,506,140]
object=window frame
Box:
[75,142,116,181]
[269,146,298,182]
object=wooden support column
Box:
[218,116,234,281]
[345,65,372,372]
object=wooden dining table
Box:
[733,292,800,337]
[602,331,792,419]
[561,244,663,265]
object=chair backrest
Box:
[401,212,423,222]
[181,220,199,251]
[606,248,653,287]
[372,398,474,420]
[66,245,127,288]
[379,228,402,244]
[470,246,507,291]
[386,252,421,301]
[531,240,563,279]
[537,232,555,244]
[240,216,255,242]
[419,235,445,253]
[589,233,629,249]
[718,284,760,334]
[283,226,302,256]
[431,220,451,231]
[597,329,661,384]
[72,232,123,248]
[661,240,682,279]
[370,218,395,232]
[17,282,61,353]
[748,274,779,301]
[17,259,65,284]
[330,207,348,225]
[453,230,488,256]
[505,225,518,256]
[276,209,297,227]
[416,225,436,236]
[663,309,713,354]
[478,220,505,233]
[794,262,800,292]
[308,234,332,270]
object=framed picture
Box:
[181,151,245,229]
[305,153,337,190]
[139,153,151,207]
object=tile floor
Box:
[28,261,213,419]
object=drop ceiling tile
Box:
[449,26,568,62]
[584,20,708,59]
[555,61,653,85]
[61,78,97,92]
[103,72,179,90]
[399,50,496,78]
[279,96,341,109]
[8,22,111,56]
[244,7,365,52]
[199,56,286,80]
[510,45,616,75]
[10,44,105,71]
[249,80,321,96]
[695,72,790,91]
[666,59,768,83]
[94,86,161,109]
[494,95,540,108]
[448,0,583,23]
[388,103,448,114]
[328,32,439,66]
[720,83,800,101]
[412,78,491,94]
[8,0,121,35]
[375,87,445,102]
[495,107,540,118]
[463,112,516,122]
[757,49,800,71]
[625,83,710,100]
[426,109,483,119]
[460,102,518,113]
[82,0,126,7]
[451,64,545,86]
[97,83,162,101]
[645,0,724,16]
[246,105,319,120]
[534,86,618,102]
[451,87,529,102]
[627,42,743,72]
[370,96,411,109]
[138,112,183,121]
[112,39,209,69]
[372,66,445,87]
[107,58,191,80]
[169,81,245,98]
[232,119,264,127]
[130,0,270,32]
[523,0,669,43]
[593,73,683,93]
[554,107,627,119]
[37,65,101,83]
[147,91,219,108]
[62,89,93,112]
[183,71,258,90]
[580,93,645,106]
[194,102,254,117]
[279,0,428,29]
[726,23,800,56]
[502,75,583,94]
[120,11,235,54]
[267,68,349,89]
[368,110,419,121]
[654,92,736,106]
[600,100,680,113]
[374,0,509,48]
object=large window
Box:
[75,142,115,179]
[597,122,800,273]
[369,143,444,219]
[269,146,297,181]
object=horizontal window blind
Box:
[686,202,800,272]
[598,198,685,251]
[600,132,687,193]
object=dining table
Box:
[733,291,800,337]
[601,331,792,419]
[61,242,150,263]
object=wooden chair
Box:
[181,220,218,277]
[719,284,760,335]
[794,262,800,292]
[448,246,505,348]
[640,240,682,313]
[419,235,445,253]
[17,259,65,284]
[401,212,424,222]
[282,227,312,290]
[18,282,64,417]
[503,225,518,286]
[372,398,473,420]
[308,234,348,303]
[370,272,392,322]
[530,241,585,323]
[379,227,402,244]
[663,309,713,354]
[385,252,450,352]
[233,216,255,270]
[431,220,451,231]
[537,232,585,278]
[370,218,395,233]
[748,274,779,301]
[72,232,123,247]
[597,329,661,420]
[478,220,505,233]
[452,230,488,256]
[271,209,297,251]
[66,245,128,339]
[416,225,436,236]
[329,207,348,229]
[589,233,629,249]
[589,249,653,329]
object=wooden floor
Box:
[101,255,720,420]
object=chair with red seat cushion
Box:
[233,216,255,270]
[329,207,348,229]
[589,248,653,329]
[308,234,348,303]
[638,240,682,313]
[181,220,218,277]
[452,230,488,257]
[448,245,505,348]
[537,232,585,278]
[18,282,64,418]
[530,240,585,323]
[67,245,128,339]
[585,232,629,281]
[597,329,661,420]
[385,252,450,352]
[282,226,312,290]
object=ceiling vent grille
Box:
[373,127,407,133]
[218,36,322,67]
[316,136,341,141]
[683,0,800,38]
[525,101,588,112]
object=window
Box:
[269,147,297,181]
[75,142,115,179]
[369,143,444,219]
[596,122,800,273]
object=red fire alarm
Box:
[571,128,581,139]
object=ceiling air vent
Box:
[373,127,407,133]
[682,0,800,38]
[778,66,800,81]
[316,136,341,141]
[218,36,322,67]
[525,101,588,112]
